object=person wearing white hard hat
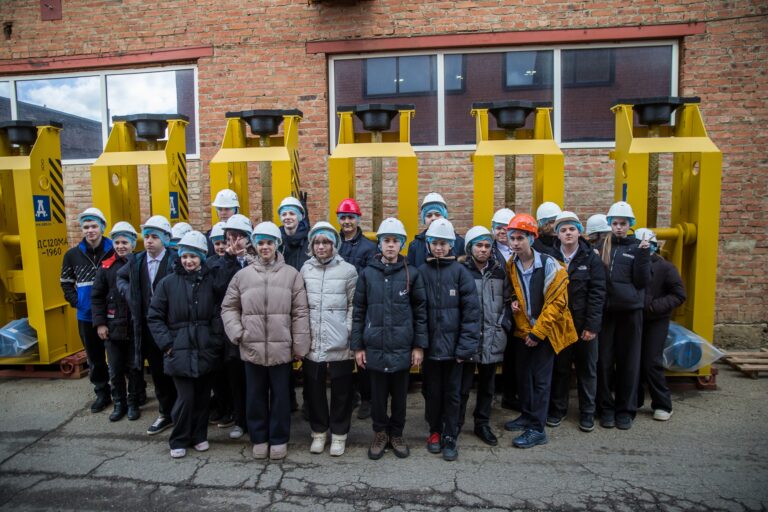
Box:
[208,222,227,260]
[407,192,466,268]
[595,201,651,431]
[491,208,515,263]
[532,201,562,258]
[635,228,686,422]
[222,221,311,461]
[61,207,114,414]
[351,217,428,460]
[546,212,606,433]
[278,196,311,272]
[299,222,358,457]
[419,218,480,462]
[207,189,240,254]
[457,226,512,447]
[117,214,179,436]
[585,214,612,247]
[91,221,141,422]
[148,231,227,459]
[170,222,193,249]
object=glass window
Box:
[364,56,436,97]
[107,69,197,155]
[563,48,614,86]
[365,58,397,96]
[444,55,465,93]
[0,82,10,122]
[16,76,102,159]
[504,51,554,89]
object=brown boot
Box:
[368,431,388,460]
[389,435,410,458]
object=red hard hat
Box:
[507,213,539,238]
[336,198,362,216]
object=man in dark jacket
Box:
[117,215,178,436]
[547,212,606,433]
[407,192,465,268]
[61,207,114,413]
[351,217,428,461]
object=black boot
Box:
[109,401,127,422]
[127,401,141,421]
[91,394,112,413]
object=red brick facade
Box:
[0,1,766,334]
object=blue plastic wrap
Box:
[663,322,724,372]
[0,318,39,357]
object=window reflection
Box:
[0,82,10,122]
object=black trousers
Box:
[78,320,110,398]
[104,338,142,405]
[514,338,555,433]
[170,374,212,449]
[141,324,177,417]
[369,369,409,437]
[597,309,643,418]
[423,359,463,439]
[549,337,598,418]
[355,367,372,401]
[210,368,232,417]
[244,361,291,445]
[225,358,247,430]
[303,359,355,435]
[501,333,518,402]
[639,317,673,412]
[459,362,497,431]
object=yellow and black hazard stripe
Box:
[290,148,301,198]
[48,158,66,224]
[177,152,189,221]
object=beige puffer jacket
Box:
[221,252,310,366]
[300,254,357,363]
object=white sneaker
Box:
[193,441,210,452]
[310,431,327,454]
[329,434,347,457]
[170,448,186,459]
[653,409,673,421]
[229,426,245,439]
[252,443,268,459]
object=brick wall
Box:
[1,1,766,330]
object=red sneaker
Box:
[427,432,442,454]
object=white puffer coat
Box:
[300,254,358,363]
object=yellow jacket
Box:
[506,253,578,355]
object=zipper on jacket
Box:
[263,269,269,362]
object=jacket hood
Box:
[280,219,309,247]
[425,255,457,267]
[368,254,406,272]
[251,251,286,272]
[305,253,344,268]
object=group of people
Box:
[60,189,686,462]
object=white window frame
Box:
[0,64,200,164]
[328,40,678,152]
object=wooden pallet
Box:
[0,351,89,379]
[721,348,768,379]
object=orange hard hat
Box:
[336,198,362,216]
[507,213,538,238]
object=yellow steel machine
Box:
[210,110,303,222]
[91,114,190,230]
[328,104,419,244]
[0,120,80,364]
[610,96,722,384]
[471,101,564,226]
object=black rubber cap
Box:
[111,114,189,141]
[336,103,415,132]
[612,97,701,126]
[0,120,39,145]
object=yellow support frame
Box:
[0,123,79,364]
[610,101,722,379]
[328,108,419,246]
[471,107,564,226]
[209,112,302,222]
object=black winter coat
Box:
[418,257,481,361]
[280,219,310,271]
[351,256,428,373]
[91,254,132,342]
[147,266,227,378]
[209,253,250,360]
[339,228,376,272]
[601,234,651,311]
[644,254,687,321]
[533,234,559,258]
[553,238,607,333]
[407,230,466,268]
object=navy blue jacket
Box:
[553,237,606,333]
[61,237,114,322]
[601,235,651,312]
[407,230,466,268]
[91,254,131,341]
[339,228,376,272]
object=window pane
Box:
[444,55,465,92]
[561,46,673,142]
[445,52,554,145]
[16,76,102,159]
[365,58,397,96]
[0,82,10,122]
[107,69,197,155]
[399,56,434,94]
[505,51,553,89]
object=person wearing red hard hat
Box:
[503,213,577,449]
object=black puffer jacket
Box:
[418,257,481,361]
[280,219,310,271]
[601,234,651,312]
[209,253,250,360]
[91,254,131,342]
[553,238,607,333]
[147,265,227,378]
[533,234,559,258]
[339,228,377,272]
[644,254,687,321]
[351,255,428,373]
[407,231,466,268]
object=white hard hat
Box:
[586,214,611,235]
[177,231,209,254]
[425,218,456,241]
[491,208,515,227]
[422,192,447,209]
[210,222,227,240]
[141,215,172,235]
[536,201,562,221]
[109,221,138,239]
[308,221,340,250]
[554,211,582,232]
[376,217,407,239]
[278,196,305,216]
[171,222,193,240]
[251,221,283,247]
[212,189,240,209]
[224,214,253,237]
[464,225,493,253]
[607,201,636,221]
[78,207,107,226]
[633,227,657,243]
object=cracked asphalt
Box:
[0,365,766,511]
